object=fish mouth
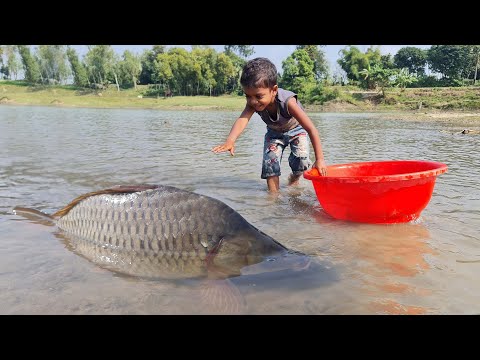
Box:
[280,251,312,271]
[290,254,312,272]
[240,251,312,276]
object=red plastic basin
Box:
[303,160,448,224]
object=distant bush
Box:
[304,84,340,104]
[413,76,462,87]
[142,84,174,98]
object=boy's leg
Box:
[288,173,301,186]
[261,129,285,192]
[287,127,311,186]
[266,176,280,192]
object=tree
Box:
[473,46,480,85]
[427,45,471,81]
[393,47,427,76]
[36,45,70,84]
[223,50,247,95]
[296,45,329,80]
[190,47,220,95]
[380,54,395,69]
[66,47,88,87]
[331,64,347,86]
[393,68,418,90]
[191,47,217,96]
[337,45,382,87]
[465,45,480,85]
[224,45,255,58]
[167,47,197,96]
[280,49,316,98]
[139,45,166,85]
[84,45,116,87]
[119,50,142,89]
[153,52,174,95]
[0,46,4,78]
[17,45,41,84]
[109,53,122,91]
[0,46,21,80]
[214,52,236,95]
[6,46,21,80]
[359,64,397,96]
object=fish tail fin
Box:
[12,206,55,226]
[197,279,247,315]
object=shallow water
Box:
[1,105,479,314]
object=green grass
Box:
[0,82,246,110]
[1,81,480,112]
[385,87,480,110]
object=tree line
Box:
[336,45,480,92]
[0,45,479,104]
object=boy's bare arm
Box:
[211,105,255,156]
[287,98,328,176]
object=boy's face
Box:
[243,85,278,112]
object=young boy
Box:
[211,57,327,192]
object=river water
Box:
[1,105,479,314]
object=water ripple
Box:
[1,106,479,314]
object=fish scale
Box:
[15,185,302,280]
[57,186,243,254]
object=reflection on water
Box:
[0,106,479,314]
[346,223,435,314]
[297,194,439,314]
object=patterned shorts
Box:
[261,125,311,179]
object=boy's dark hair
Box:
[240,57,277,88]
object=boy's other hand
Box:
[211,142,236,156]
[313,159,327,176]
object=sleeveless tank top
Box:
[256,88,303,132]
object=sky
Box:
[71,45,431,74]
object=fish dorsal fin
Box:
[52,184,161,218]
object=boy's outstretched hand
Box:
[212,141,236,156]
[313,159,328,176]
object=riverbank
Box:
[1,81,479,121]
[0,82,245,111]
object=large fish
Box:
[13,184,310,285]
